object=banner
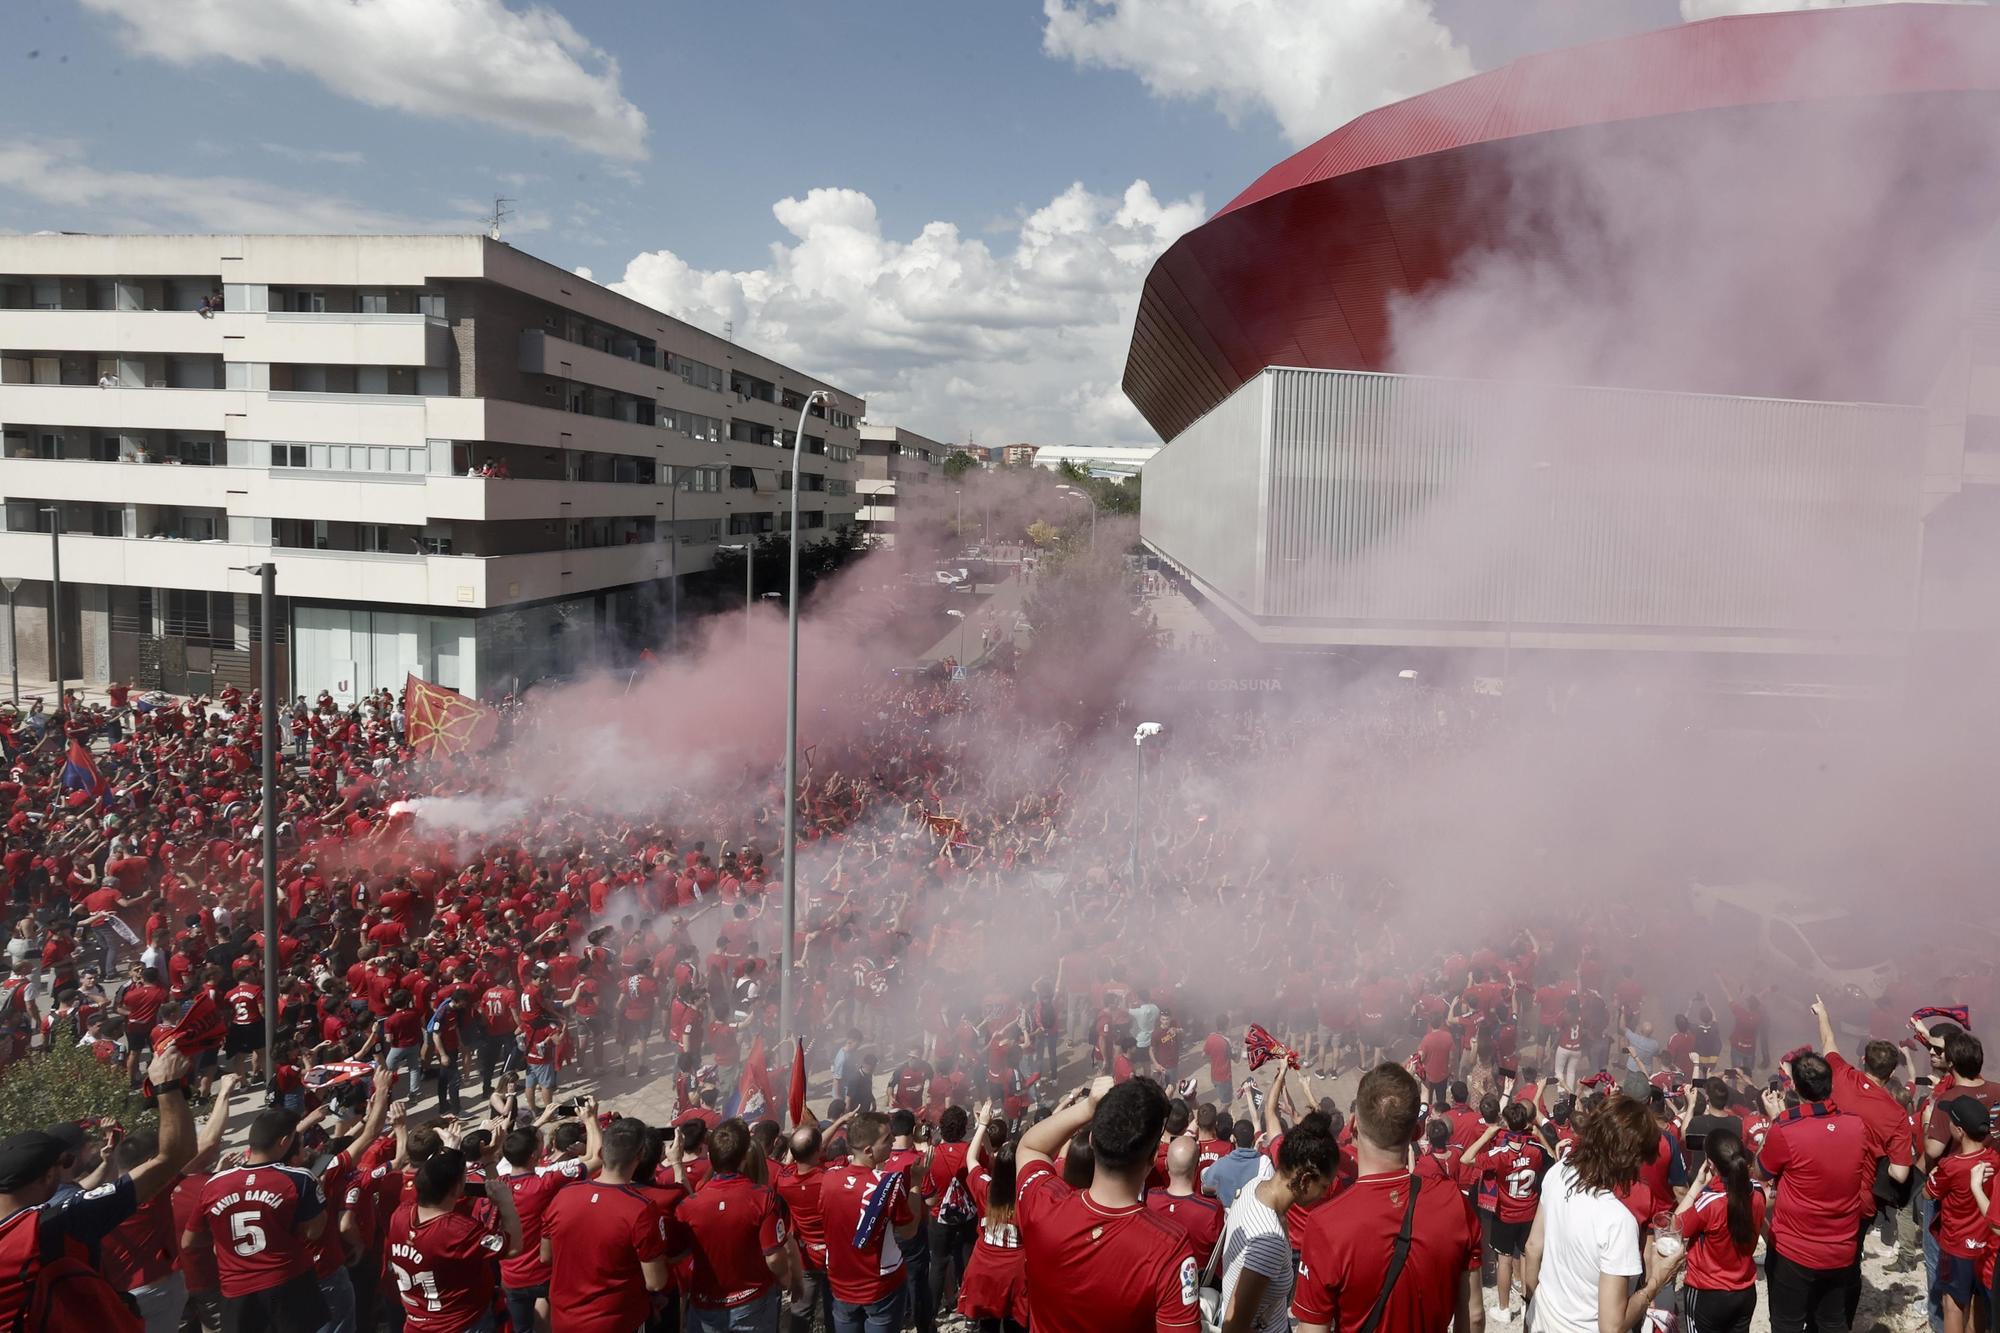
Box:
[404,673,499,759]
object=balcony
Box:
[518,329,670,401]
[221,311,450,366]
[0,309,223,356]
[0,383,235,431]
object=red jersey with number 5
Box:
[224,983,263,1027]
[191,1163,325,1297]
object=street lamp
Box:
[38,508,62,710]
[2,577,19,706]
[1132,722,1163,886]
[1056,485,1097,552]
[231,562,280,1089]
[666,468,701,652]
[781,387,833,1051]
[944,607,967,665]
[720,542,754,640]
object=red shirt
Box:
[1677,1183,1768,1290]
[1756,1102,1872,1270]
[774,1162,832,1271]
[384,1009,422,1048]
[1827,1052,1917,1176]
[120,982,167,1026]
[1146,1191,1224,1261]
[1204,1033,1231,1082]
[385,1203,507,1332]
[819,1163,916,1306]
[479,985,519,1034]
[171,1173,219,1293]
[1928,1148,2000,1261]
[544,1179,680,1333]
[1014,1158,1198,1333]
[223,983,263,1027]
[191,1162,326,1297]
[498,1161,587,1289]
[1291,1170,1483,1332]
[1478,1134,1553,1224]
[102,1192,179,1289]
[1417,1029,1456,1084]
[677,1173,786,1308]
[923,1141,970,1207]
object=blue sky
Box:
[0,0,1794,444]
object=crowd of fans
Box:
[0,675,1989,1333]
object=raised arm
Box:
[1019,1080,1106,1168]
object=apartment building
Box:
[854,423,943,546]
[0,234,862,700]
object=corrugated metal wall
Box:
[1137,370,1270,612]
[1146,367,1926,645]
[1262,369,1922,634]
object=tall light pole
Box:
[39,508,62,709]
[667,468,699,652]
[720,542,754,641]
[781,388,832,1051]
[955,488,962,547]
[3,578,19,706]
[1132,722,1162,886]
[233,562,280,1086]
[1056,485,1097,552]
[944,608,967,665]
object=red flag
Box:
[787,1037,808,1128]
[403,673,498,759]
[736,1036,774,1118]
[156,991,226,1059]
[1242,1023,1299,1073]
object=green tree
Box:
[0,1036,153,1136]
[941,451,979,481]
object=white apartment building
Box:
[854,423,943,546]
[0,234,862,701]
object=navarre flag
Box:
[853,1166,908,1252]
[153,991,227,1061]
[787,1037,808,1128]
[732,1035,774,1119]
[923,811,963,841]
[403,673,498,759]
[1242,1023,1299,1073]
[61,738,107,797]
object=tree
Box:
[0,1036,152,1136]
[1025,520,1063,550]
[941,451,979,481]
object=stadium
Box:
[1130,3,2000,703]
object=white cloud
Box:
[259,142,366,167]
[78,0,647,161]
[1679,0,1981,16]
[1042,0,1474,147]
[0,140,451,233]
[603,180,1207,445]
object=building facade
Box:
[1030,443,1157,479]
[855,423,942,546]
[0,234,861,701]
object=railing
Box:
[264,310,445,325]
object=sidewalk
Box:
[3,675,127,711]
[916,569,1032,667]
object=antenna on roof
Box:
[489,197,515,241]
[724,320,734,342]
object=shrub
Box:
[0,1037,153,1136]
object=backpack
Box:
[0,1207,143,1333]
[936,1175,977,1227]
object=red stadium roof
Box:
[1125,3,2000,442]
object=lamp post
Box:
[781,388,832,1051]
[1056,485,1097,552]
[720,542,754,641]
[955,488,962,546]
[232,562,279,1087]
[2,578,19,706]
[1132,722,1162,886]
[944,607,967,665]
[38,508,62,709]
[667,468,700,652]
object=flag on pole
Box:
[61,738,107,797]
[1242,1022,1299,1073]
[733,1036,773,1119]
[403,673,499,758]
[787,1037,808,1127]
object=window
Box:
[827,478,851,497]
[91,508,124,537]
[90,435,121,463]
[729,420,774,447]
[359,292,389,314]
[669,353,725,393]
[729,466,758,491]
[271,444,307,468]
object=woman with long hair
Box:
[1673,1127,1766,1333]
[957,1108,1028,1333]
[1523,1095,1683,1332]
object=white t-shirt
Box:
[1531,1159,1642,1333]
[1219,1179,1294,1333]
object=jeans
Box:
[432,1057,462,1114]
[1767,1250,1852,1333]
[928,1218,975,1317]
[1214,1078,1232,1107]
[503,1283,547,1333]
[1921,1194,1945,1333]
[1033,1032,1058,1080]
[1554,1046,1582,1089]
[905,1229,935,1333]
[131,1270,188,1333]
[386,1044,421,1096]
[830,1284,906,1333]
[315,1266,355,1333]
[690,1288,780,1333]
[781,1268,827,1333]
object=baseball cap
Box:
[0,1132,67,1191]
[1617,1070,1653,1102]
[1946,1096,1991,1139]
[41,1122,86,1158]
